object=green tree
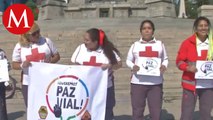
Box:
[185,0,198,18]
[25,0,39,20]
[210,0,213,5]
[197,0,209,7]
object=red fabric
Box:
[83,56,102,66]
[139,46,158,57]
[182,82,195,91]
[26,48,45,62]
[99,30,104,46]
[176,34,207,91]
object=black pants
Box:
[22,85,28,107]
[0,83,8,120]
[105,86,115,120]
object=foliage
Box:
[185,0,198,18]
[197,0,209,7]
[25,0,39,20]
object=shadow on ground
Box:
[115,109,175,120]
[193,111,213,120]
[144,109,175,120]
[115,115,131,120]
[8,111,25,120]
[143,110,213,120]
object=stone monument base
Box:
[38,0,176,20]
[145,0,176,17]
[38,0,67,20]
[198,5,213,20]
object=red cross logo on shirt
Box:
[139,46,158,57]
[197,50,207,60]
[83,56,102,66]
[26,48,45,62]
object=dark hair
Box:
[140,20,155,33]
[193,16,211,32]
[86,28,121,65]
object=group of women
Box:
[0,16,212,120]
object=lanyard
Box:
[196,30,213,61]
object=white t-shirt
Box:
[126,38,168,85]
[12,37,58,85]
[196,38,213,89]
[71,44,121,88]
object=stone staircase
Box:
[0,18,205,102]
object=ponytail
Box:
[87,28,121,65]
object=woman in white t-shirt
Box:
[126,20,168,120]
[71,28,122,120]
[12,22,60,107]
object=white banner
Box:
[136,57,161,76]
[28,62,108,120]
[0,60,9,82]
[195,60,213,79]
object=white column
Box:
[178,0,187,18]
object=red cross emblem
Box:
[83,56,102,66]
[139,46,158,57]
[26,48,45,62]
[197,50,207,60]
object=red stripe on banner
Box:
[59,75,78,80]
[77,98,89,116]
[46,95,53,113]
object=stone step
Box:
[116,31,191,39]
[116,37,186,44]
[114,82,181,92]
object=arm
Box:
[46,38,60,63]
[50,52,60,63]
[160,43,169,73]
[102,49,122,70]
[112,50,122,70]
[176,40,192,72]
[12,44,22,70]
[126,44,135,69]
[12,62,22,70]
[101,60,122,70]
[12,61,31,70]
[126,44,140,72]
[112,61,122,70]
[161,43,168,67]
[0,49,11,70]
[71,45,81,65]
